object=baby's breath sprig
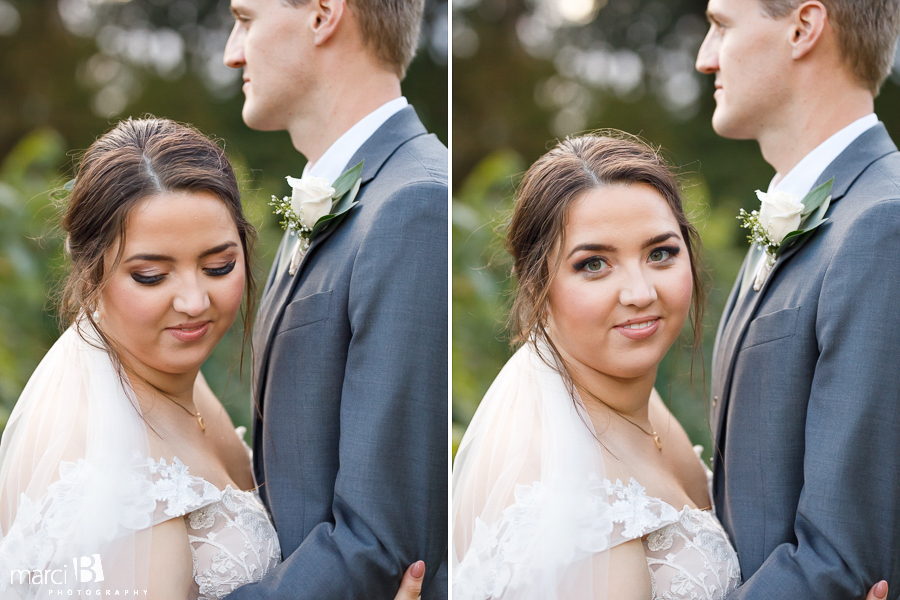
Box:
[270,194,313,238]
[737,209,778,255]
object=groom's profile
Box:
[222,0,448,598]
[697,0,900,597]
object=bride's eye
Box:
[649,246,680,264]
[131,272,165,285]
[575,256,608,274]
[205,260,237,277]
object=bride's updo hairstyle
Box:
[59,117,257,353]
[505,131,705,371]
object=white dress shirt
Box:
[301,96,409,184]
[768,113,879,196]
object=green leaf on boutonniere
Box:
[800,178,834,218]
[330,160,364,199]
[807,191,832,227]
[309,174,362,240]
[776,219,828,257]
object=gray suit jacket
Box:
[226,107,448,599]
[711,124,900,599]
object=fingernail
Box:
[875,581,888,599]
[411,561,425,579]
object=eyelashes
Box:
[206,261,237,277]
[130,260,237,286]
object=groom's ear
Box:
[789,1,827,60]
[310,0,346,46]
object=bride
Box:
[451,132,888,600]
[0,117,425,599]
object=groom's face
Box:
[224,0,318,131]
[695,0,794,140]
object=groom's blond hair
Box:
[288,0,424,79]
[759,0,900,94]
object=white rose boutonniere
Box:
[270,160,364,275]
[738,178,834,291]
[757,190,803,243]
[287,175,334,229]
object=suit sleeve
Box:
[729,198,900,599]
[226,177,448,600]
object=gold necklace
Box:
[169,398,206,432]
[575,383,662,450]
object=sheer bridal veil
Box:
[0,323,156,597]
[452,343,680,600]
[452,343,614,600]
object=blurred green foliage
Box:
[451,0,900,459]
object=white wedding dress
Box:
[0,324,281,599]
[452,343,741,600]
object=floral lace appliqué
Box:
[644,504,741,600]
[452,477,681,600]
[148,429,281,600]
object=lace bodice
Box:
[452,448,741,600]
[150,427,281,599]
[644,504,740,600]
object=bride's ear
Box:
[310,0,346,47]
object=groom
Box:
[221,0,447,598]
[697,0,900,597]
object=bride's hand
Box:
[393,561,425,600]
[867,581,888,600]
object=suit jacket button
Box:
[713,395,719,407]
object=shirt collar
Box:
[301,97,409,184]
[768,113,879,197]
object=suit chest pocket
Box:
[277,290,332,335]
[742,306,800,350]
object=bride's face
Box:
[546,183,693,380]
[99,191,246,378]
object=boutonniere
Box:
[738,178,833,291]
[270,160,364,275]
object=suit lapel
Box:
[712,124,898,454]
[251,106,430,414]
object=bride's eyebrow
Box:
[124,242,238,263]
[566,232,680,259]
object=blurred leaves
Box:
[0,129,68,430]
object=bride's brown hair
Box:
[59,117,258,371]
[505,131,706,380]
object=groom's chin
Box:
[241,103,284,132]
[711,110,754,141]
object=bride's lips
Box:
[167,321,211,343]
[614,317,661,341]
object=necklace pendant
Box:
[197,415,206,432]
[653,433,662,451]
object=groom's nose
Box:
[224,21,246,69]
[695,26,719,74]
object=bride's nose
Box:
[173,276,211,316]
[619,266,657,308]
